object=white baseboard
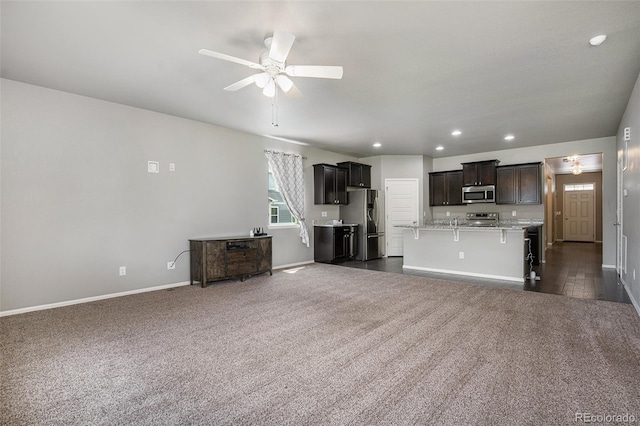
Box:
[403,265,524,283]
[274,260,314,270]
[0,281,191,317]
[1,263,315,317]
[620,277,640,317]
[602,264,616,269]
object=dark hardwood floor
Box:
[340,241,632,304]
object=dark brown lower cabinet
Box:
[189,236,272,287]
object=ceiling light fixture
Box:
[572,163,583,175]
[451,130,462,136]
[436,146,444,151]
[373,142,382,148]
[504,135,515,141]
[589,35,607,46]
[570,156,583,175]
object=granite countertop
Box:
[313,220,359,227]
[397,219,543,231]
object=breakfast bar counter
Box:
[398,220,542,283]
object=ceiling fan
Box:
[199,30,343,97]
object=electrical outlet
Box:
[321,211,327,217]
[446,211,451,217]
[459,251,464,259]
[119,266,126,276]
[167,261,175,270]
[512,211,517,217]
[147,161,159,173]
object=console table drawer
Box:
[226,248,257,263]
[227,261,258,276]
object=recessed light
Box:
[436,146,444,151]
[373,142,381,148]
[504,135,515,141]
[589,35,607,46]
[451,130,462,136]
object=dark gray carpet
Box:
[2,263,639,425]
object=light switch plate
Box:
[148,161,159,173]
[169,163,176,172]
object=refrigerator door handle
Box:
[374,195,379,229]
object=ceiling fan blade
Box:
[285,65,343,79]
[223,75,257,91]
[199,49,262,69]
[269,30,296,64]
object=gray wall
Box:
[617,71,640,308]
[0,79,356,312]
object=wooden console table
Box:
[189,236,272,287]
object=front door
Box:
[563,185,595,242]
[385,179,419,256]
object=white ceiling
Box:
[2,1,639,158]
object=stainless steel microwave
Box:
[462,185,495,204]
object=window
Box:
[270,206,279,224]
[564,183,595,191]
[268,170,297,226]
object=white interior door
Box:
[617,158,624,274]
[385,179,419,256]
[563,186,595,242]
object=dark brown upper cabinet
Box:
[314,164,348,205]
[337,161,371,188]
[461,160,499,186]
[429,170,464,206]
[496,163,542,205]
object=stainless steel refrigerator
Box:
[340,189,384,260]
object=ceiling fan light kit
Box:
[199,30,343,100]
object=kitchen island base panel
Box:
[403,228,526,283]
[402,265,524,283]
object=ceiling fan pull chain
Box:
[271,87,279,127]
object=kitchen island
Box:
[399,220,543,283]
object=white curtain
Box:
[265,151,309,247]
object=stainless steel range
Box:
[466,212,499,227]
